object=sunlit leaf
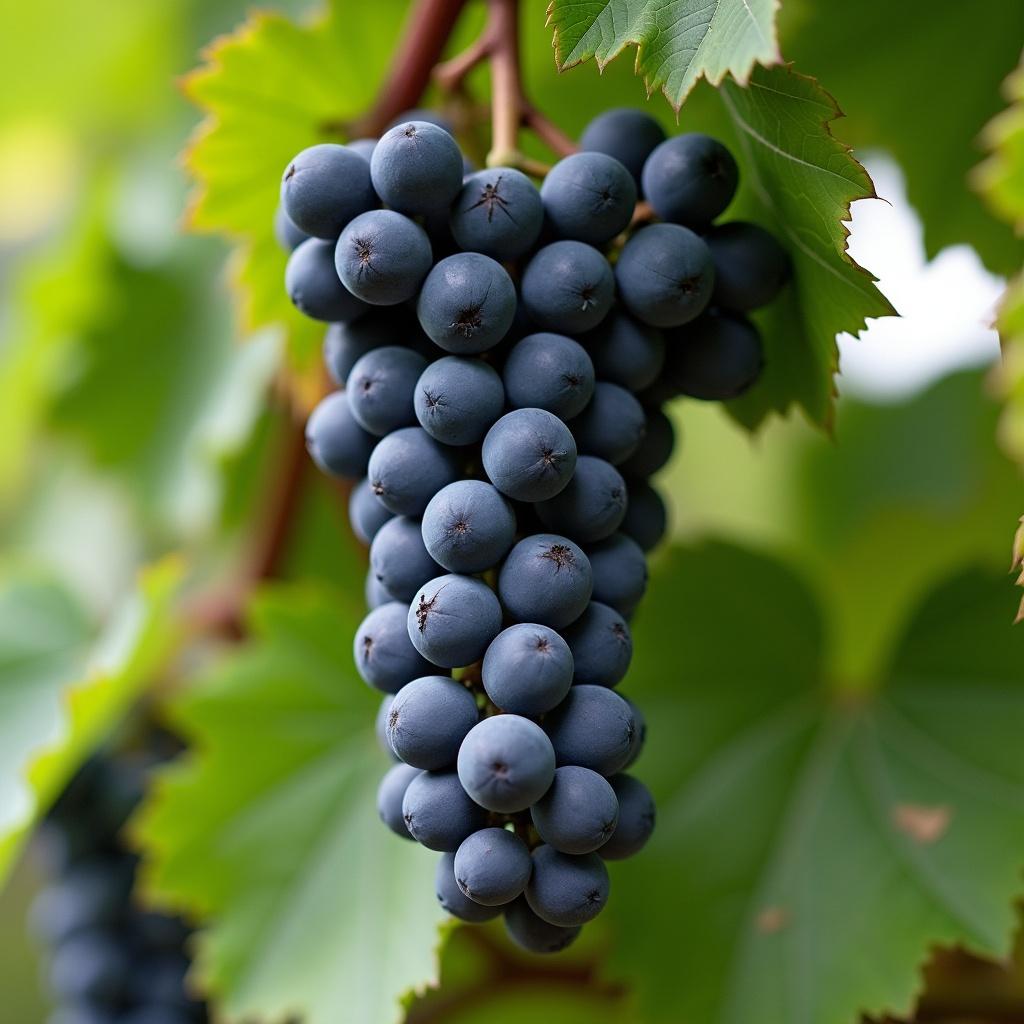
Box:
[0,559,183,883]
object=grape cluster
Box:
[280,107,788,953]
[31,749,206,1024]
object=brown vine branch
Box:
[436,0,575,172]
[522,105,577,158]
[434,32,494,94]
[354,0,470,136]
[186,411,310,639]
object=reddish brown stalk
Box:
[436,0,573,171]
[522,104,577,157]
[355,0,470,136]
[434,32,494,94]
[187,414,310,639]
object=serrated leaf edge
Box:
[720,65,897,433]
[545,0,784,112]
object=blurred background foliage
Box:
[0,0,1021,1021]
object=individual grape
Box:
[482,409,577,502]
[387,675,479,770]
[376,696,398,759]
[457,715,556,813]
[336,209,433,306]
[540,152,637,246]
[49,931,129,1001]
[615,223,714,328]
[706,221,790,311]
[641,133,739,228]
[421,480,516,574]
[346,345,428,436]
[365,570,392,610]
[582,313,665,392]
[416,252,516,354]
[536,455,627,544]
[414,356,505,446]
[369,516,442,602]
[286,239,367,322]
[501,333,595,420]
[579,108,667,190]
[401,770,488,851]
[274,203,310,251]
[545,685,636,775]
[600,774,656,859]
[520,241,615,334]
[623,696,646,767]
[481,623,573,716]
[585,533,648,617]
[407,574,503,668]
[454,828,532,906]
[280,143,376,239]
[450,168,544,260]
[347,137,378,162]
[619,407,674,478]
[349,478,395,546]
[562,602,632,687]
[504,896,581,954]
[524,845,610,927]
[354,602,438,693]
[498,534,592,629]
[531,766,619,855]
[666,310,764,399]
[370,121,463,216]
[436,852,503,923]
[305,391,376,480]
[621,478,668,552]
[323,307,430,386]
[367,427,462,516]
[570,382,646,466]
[377,763,421,839]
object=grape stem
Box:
[354,0,470,135]
[435,0,577,170]
[186,412,310,639]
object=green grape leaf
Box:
[715,66,894,429]
[0,559,182,883]
[135,584,446,1024]
[182,7,398,369]
[547,0,781,109]
[663,369,1022,682]
[781,0,1024,277]
[606,543,1024,1024]
[405,916,630,1023]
